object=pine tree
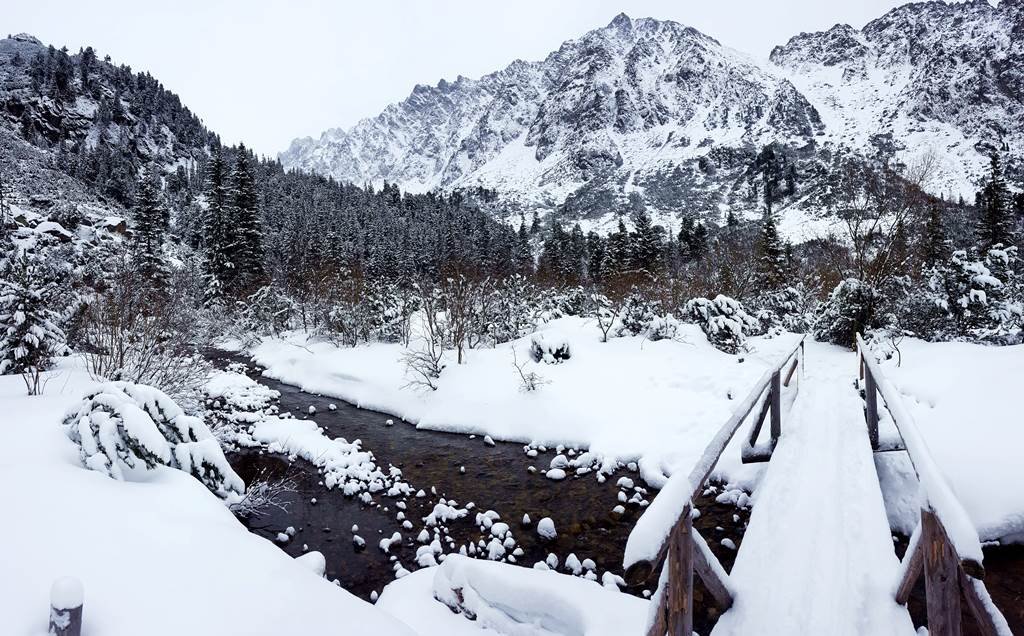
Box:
[0,251,68,394]
[976,153,1014,249]
[203,148,231,305]
[756,209,787,289]
[229,145,266,293]
[132,175,171,296]
[922,202,950,266]
[690,222,709,262]
[606,219,631,279]
[630,208,662,275]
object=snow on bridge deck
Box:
[711,342,916,636]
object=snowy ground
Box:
[250,317,802,491]
[5,325,1019,636]
[0,359,415,636]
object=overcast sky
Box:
[4,0,947,156]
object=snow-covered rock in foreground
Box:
[0,361,414,636]
[376,554,646,635]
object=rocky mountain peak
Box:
[281,4,1024,230]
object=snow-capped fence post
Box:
[48,577,83,636]
[922,510,962,636]
[863,360,880,450]
[665,504,694,636]
[769,369,782,447]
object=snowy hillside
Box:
[770,0,1024,198]
[282,3,1024,226]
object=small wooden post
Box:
[49,577,83,636]
[769,370,782,447]
[864,366,879,450]
[922,510,962,636]
[665,505,694,636]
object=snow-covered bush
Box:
[490,275,536,344]
[616,292,659,337]
[530,331,571,364]
[63,382,245,500]
[363,278,419,345]
[812,278,878,348]
[751,285,813,333]
[532,286,590,325]
[0,250,69,394]
[924,245,1022,343]
[235,284,296,341]
[646,313,682,342]
[683,295,760,354]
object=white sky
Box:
[3,0,952,157]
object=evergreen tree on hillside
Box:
[229,145,266,293]
[0,251,68,395]
[756,211,787,289]
[976,152,1014,249]
[132,174,171,296]
[203,148,232,305]
[922,202,950,266]
[513,222,534,277]
[605,219,631,279]
[689,222,709,262]
[630,208,662,275]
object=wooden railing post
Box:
[864,366,879,450]
[666,506,694,636]
[922,509,962,636]
[769,369,782,447]
[49,577,83,636]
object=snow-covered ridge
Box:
[281,13,822,222]
[282,3,1024,223]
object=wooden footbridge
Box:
[624,335,1012,636]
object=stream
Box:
[206,349,751,633]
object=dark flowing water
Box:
[207,349,751,633]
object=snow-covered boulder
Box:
[63,382,244,499]
[537,517,557,540]
[530,331,571,364]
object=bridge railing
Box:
[622,336,805,636]
[856,334,1011,636]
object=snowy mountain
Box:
[282,3,1024,227]
[771,0,1024,199]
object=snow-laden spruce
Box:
[63,381,244,499]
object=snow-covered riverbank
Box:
[0,360,415,636]
[249,317,802,490]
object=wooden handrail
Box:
[857,334,1011,636]
[624,335,806,575]
[856,334,984,575]
[623,336,805,635]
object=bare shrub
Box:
[230,467,298,519]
